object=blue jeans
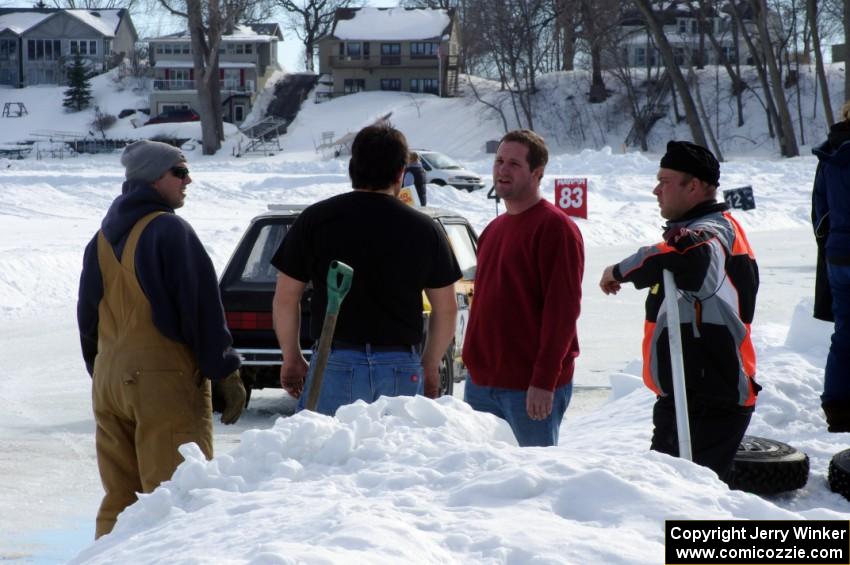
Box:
[297,346,423,416]
[464,379,572,447]
[824,262,850,404]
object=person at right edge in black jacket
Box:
[813,101,850,432]
[599,141,760,483]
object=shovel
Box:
[304,260,354,412]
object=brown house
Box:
[317,7,460,100]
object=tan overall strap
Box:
[121,212,167,273]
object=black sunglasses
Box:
[171,166,190,180]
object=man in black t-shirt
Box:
[271,124,461,415]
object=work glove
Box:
[219,370,246,425]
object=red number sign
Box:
[555,178,587,219]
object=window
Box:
[677,18,687,34]
[442,223,477,280]
[223,43,250,55]
[104,39,112,55]
[422,78,438,94]
[239,223,289,283]
[161,103,190,113]
[343,78,365,93]
[381,43,400,65]
[380,78,401,91]
[410,42,438,57]
[345,42,361,58]
[234,104,246,122]
[635,47,645,67]
[674,47,685,66]
[410,78,438,94]
[70,40,97,56]
[0,39,16,60]
[223,68,240,89]
[27,39,61,61]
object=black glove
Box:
[219,370,246,425]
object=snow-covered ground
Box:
[0,70,847,563]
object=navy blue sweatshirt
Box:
[77,180,240,379]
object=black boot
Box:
[822,400,850,433]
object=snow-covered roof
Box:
[0,8,125,36]
[154,60,256,69]
[149,23,279,43]
[0,12,52,35]
[333,8,452,41]
[66,9,123,37]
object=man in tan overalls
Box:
[77,140,246,538]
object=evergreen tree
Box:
[63,54,92,112]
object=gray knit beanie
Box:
[121,140,186,183]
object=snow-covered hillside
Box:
[1,61,846,159]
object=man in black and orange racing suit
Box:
[599,140,760,483]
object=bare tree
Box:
[750,0,798,156]
[631,0,709,148]
[579,0,619,103]
[554,0,579,70]
[50,0,136,8]
[845,0,850,101]
[277,0,361,72]
[690,0,746,127]
[466,0,554,130]
[159,0,271,154]
[466,73,509,132]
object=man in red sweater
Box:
[462,129,584,447]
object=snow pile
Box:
[71,392,835,565]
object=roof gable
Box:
[0,10,53,35]
[66,9,124,37]
[0,8,129,37]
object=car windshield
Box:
[238,222,290,283]
[422,152,462,170]
[442,222,477,280]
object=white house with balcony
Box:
[147,23,282,125]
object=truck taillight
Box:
[226,312,274,330]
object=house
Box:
[316,7,460,99]
[606,1,779,70]
[0,7,136,88]
[147,23,282,125]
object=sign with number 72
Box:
[555,178,588,219]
